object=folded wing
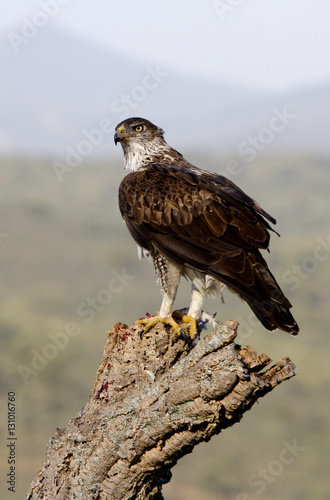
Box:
[119,163,299,334]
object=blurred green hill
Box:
[0,153,329,499]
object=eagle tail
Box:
[245,262,299,335]
[209,259,299,335]
[244,295,299,335]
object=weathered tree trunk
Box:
[26,320,297,500]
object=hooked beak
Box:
[114,128,125,145]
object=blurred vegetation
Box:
[0,153,329,499]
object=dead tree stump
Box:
[26,320,297,500]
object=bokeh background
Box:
[1,1,329,498]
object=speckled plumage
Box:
[115,117,299,335]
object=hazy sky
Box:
[2,0,330,92]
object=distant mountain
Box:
[0,24,329,157]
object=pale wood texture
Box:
[26,320,297,500]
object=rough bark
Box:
[26,320,297,500]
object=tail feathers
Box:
[247,262,299,335]
[209,259,299,335]
[245,296,299,335]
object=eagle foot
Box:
[172,312,199,341]
[135,314,184,339]
[174,309,222,334]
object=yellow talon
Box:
[171,311,198,339]
[181,315,198,339]
[135,314,182,336]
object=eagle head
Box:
[114,117,167,171]
[114,117,164,145]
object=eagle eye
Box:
[134,125,143,132]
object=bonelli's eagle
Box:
[115,117,299,338]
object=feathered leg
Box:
[180,277,224,337]
[181,285,205,338]
[136,260,184,336]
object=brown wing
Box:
[119,164,299,335]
